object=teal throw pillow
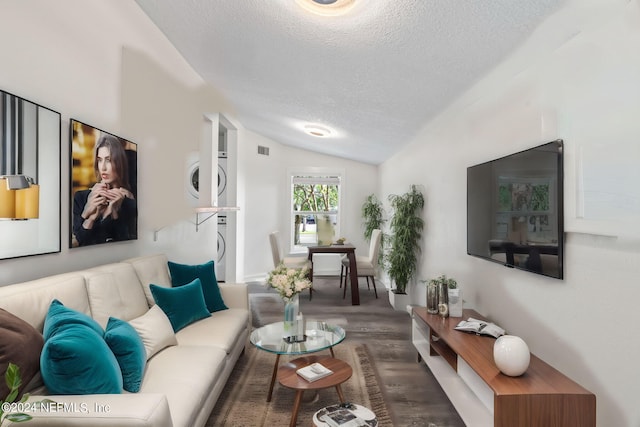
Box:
[104,317,146,393]
[150,278,211,332]
[41,302,122,395]
[168,260,228,313]
[43,299,103,341]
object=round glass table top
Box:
[250,320,346,355]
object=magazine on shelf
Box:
[454,317,505,338]
[318,405,370,427]
[296,362,333,382]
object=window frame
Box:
[287,167,344,254]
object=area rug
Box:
[206,343,394,426]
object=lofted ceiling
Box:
[134,0,565,165]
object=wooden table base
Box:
[277,355,352,427]
[266,347,336,402]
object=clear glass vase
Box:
[426,282,439,314]
[437,283,449,318]
[448,288,462,317]
[283,294,299,338]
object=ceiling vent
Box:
[257,145,270,156]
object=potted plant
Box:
[422,274,461,317]
[433,274,457,290]
[386,185,424,309]
[361,194,386,266]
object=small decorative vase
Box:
[283,294,300,338]
[426,282,439,314]
[437,282,449,318]
[447,288,463,317]
[493,335,530,376]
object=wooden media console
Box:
[412,307,595,427]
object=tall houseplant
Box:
[361,194,386,266]
[387,185,424,294]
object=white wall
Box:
[379,1,640,425]
[0,0,233,284]
[239,129,378,281]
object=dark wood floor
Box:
[247,275,465,427]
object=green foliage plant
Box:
[293,182,338,213]
[293,181,339,244]
[387,185,424,294]
[1,363,32,425]
[361,194,385,241]
[361,194,386,266]
[423,274,457,289]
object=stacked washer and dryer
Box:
[216,152,227,282]
[186,151,229,282]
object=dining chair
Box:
[269,231,314,299]
[340,229,382,299]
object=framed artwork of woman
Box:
[70,119,137,248]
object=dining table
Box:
[307,244,360,305]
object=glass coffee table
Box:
[250,320,346,401]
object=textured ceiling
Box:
[134,0,564,164]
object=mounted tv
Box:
[467,139,564,279]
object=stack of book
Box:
[316,404,373,427]
[296,362,333,382]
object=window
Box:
[290,172,341,252]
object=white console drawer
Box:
[458,356,494,415]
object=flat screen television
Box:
[467,139,564,279]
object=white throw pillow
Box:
[128,305,177,360]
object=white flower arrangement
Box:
[267,263,312,301]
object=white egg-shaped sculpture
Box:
[493,335,530,376]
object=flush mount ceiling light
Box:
[295,0,356,16]
[303,124,333,137]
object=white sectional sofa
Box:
[0,253,250,427]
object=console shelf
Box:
[412,307,595,427]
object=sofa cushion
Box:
[84,265,149,328]
[140,345,227,427]
[0,273,90,333]
[104,317,146,393]
[175,308,249,354]
[128,305,177,360]
[0,308,44,400]
[41,301,122,395]
[150,279,211,332]
[125,254,172,307]
[168,260,228,313]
